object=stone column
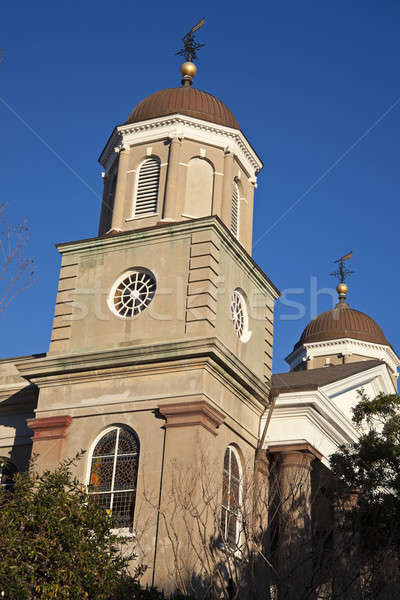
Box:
[250,450,271,600]
[152,399,226,595]
[269,444,320,600]
[110,147,130,231]
[163,136,182,221]
[221,149,234,226]
[332,491,361,599]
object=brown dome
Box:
[125,87,240,130]
[294,305,390,350]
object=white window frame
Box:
[132,156,161,218]
[230,288,252,343]
[107,268,157,319]
[86,425,139,535]
[221,444,243,547]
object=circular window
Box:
[230,289,251,342]
[109,269,156,318]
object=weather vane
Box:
[330,251,354,284]
[176,18,206,63]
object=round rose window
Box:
[109,269,156,318]
[230,289,251,342]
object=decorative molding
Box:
[159,399,225,436]
[27,415,72,442]
[54,217,280,300]
[99,115,263,178]
[286,337,400,374]
[268,442,322,462]
[17,336,270,411]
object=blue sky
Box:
[1,0,399,373]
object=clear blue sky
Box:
[1,0,399,373]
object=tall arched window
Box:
[134,157,161,217]
[88,426,139,529]
[221,445,242,545]
[231,182,240,239]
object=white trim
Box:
[265,363,396,465]
[132,156,161,218]
[125,213,159,222]
[86,425,139,532]
[231,288,252,343]
[99,115,263,178]
[221,444,243,546]
[286,337,400,375]
[107,268,157,319]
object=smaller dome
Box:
[125,87,240,130]
[294,305,390,350]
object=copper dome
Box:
[125,87,240,130]
[294,305,390,350]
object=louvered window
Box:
[134,157,160,217]
[231,182,240,239]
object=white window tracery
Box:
[221,445,242,546]
[88,426,139,529]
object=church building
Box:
[0,46,398,597]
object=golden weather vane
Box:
[330,251,354,305]
[176,18,206,63]
[330,251,354,284]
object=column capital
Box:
[27,415,72,442]
[268,442,322,471]
[159,399,225,436]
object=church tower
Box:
[17,48,279,589]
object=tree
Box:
[0,453,164,600]
[330,390,400,598]
[0,203,35,314]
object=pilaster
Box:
[163,136,182,221]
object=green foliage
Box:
[0,453,163,600]
[330,391,400,552]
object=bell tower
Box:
[20,40,279,592]
[97,62,261,255]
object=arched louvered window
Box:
[221,445,242,545]
[134,157,161,217]
[231,182,240,239]
[88,426,139,529]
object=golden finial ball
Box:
[180,61,197,78]
[337,283,348,295]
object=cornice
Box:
[99,114,263,177]
[55,216,280,299]
[269,388,359,443]
[17,337,269,409]
[322,363,395,397]
[286,337,400,373]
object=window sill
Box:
[111,527,135,538]
[125,213,159,222]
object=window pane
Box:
[223,448,230,471]
[117,429,139,455]
[89,456,114,492]
[112,491,136,528]
[227,512,238,545]
[230,452,239,480]
[230,478,240,511]
[114,455,138,491]
[93,429,117,456]
[91,492,112,515]
[220,506,227,535]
